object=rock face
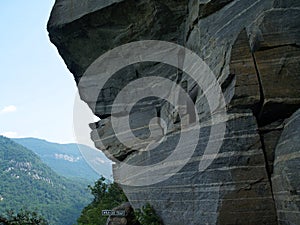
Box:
[272,109,300,225]
[48,0,300,224]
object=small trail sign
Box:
[102,210,126,217]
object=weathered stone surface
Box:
[48,0,123,27]
[273,0,300,8]
[249,8,300,125]
[48,0,300,224]
[198,0,234,19]
[118,112,277,225]
[229,29,261,111]
[259,120,284,175]
[272,109,300,225]
[48,0,188,83]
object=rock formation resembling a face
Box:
[48,0,300,224]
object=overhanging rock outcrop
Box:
[48,0,300,224]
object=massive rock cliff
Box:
[48,0,300,224]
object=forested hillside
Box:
[0,136,92,225]
[14,138,112,181]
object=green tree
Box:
[77,176,128,225]
[135,203,163,225]
[77,176,163,225]
[0,136,92,225]
[0,209,48,225]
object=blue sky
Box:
[0,1,89,143]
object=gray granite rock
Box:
[247,7,300,126]
[117,112,277,225]
[272,109,300,225]
[48,0,300,224]
[48,0,188,84]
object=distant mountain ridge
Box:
[13,138,112,181]
[0,135,92,225]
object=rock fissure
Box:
[255,43,300,52]
[251,52,265,123]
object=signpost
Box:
[102,210,126,217]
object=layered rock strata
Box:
[272,109,300,225]
[48,0,300,224]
